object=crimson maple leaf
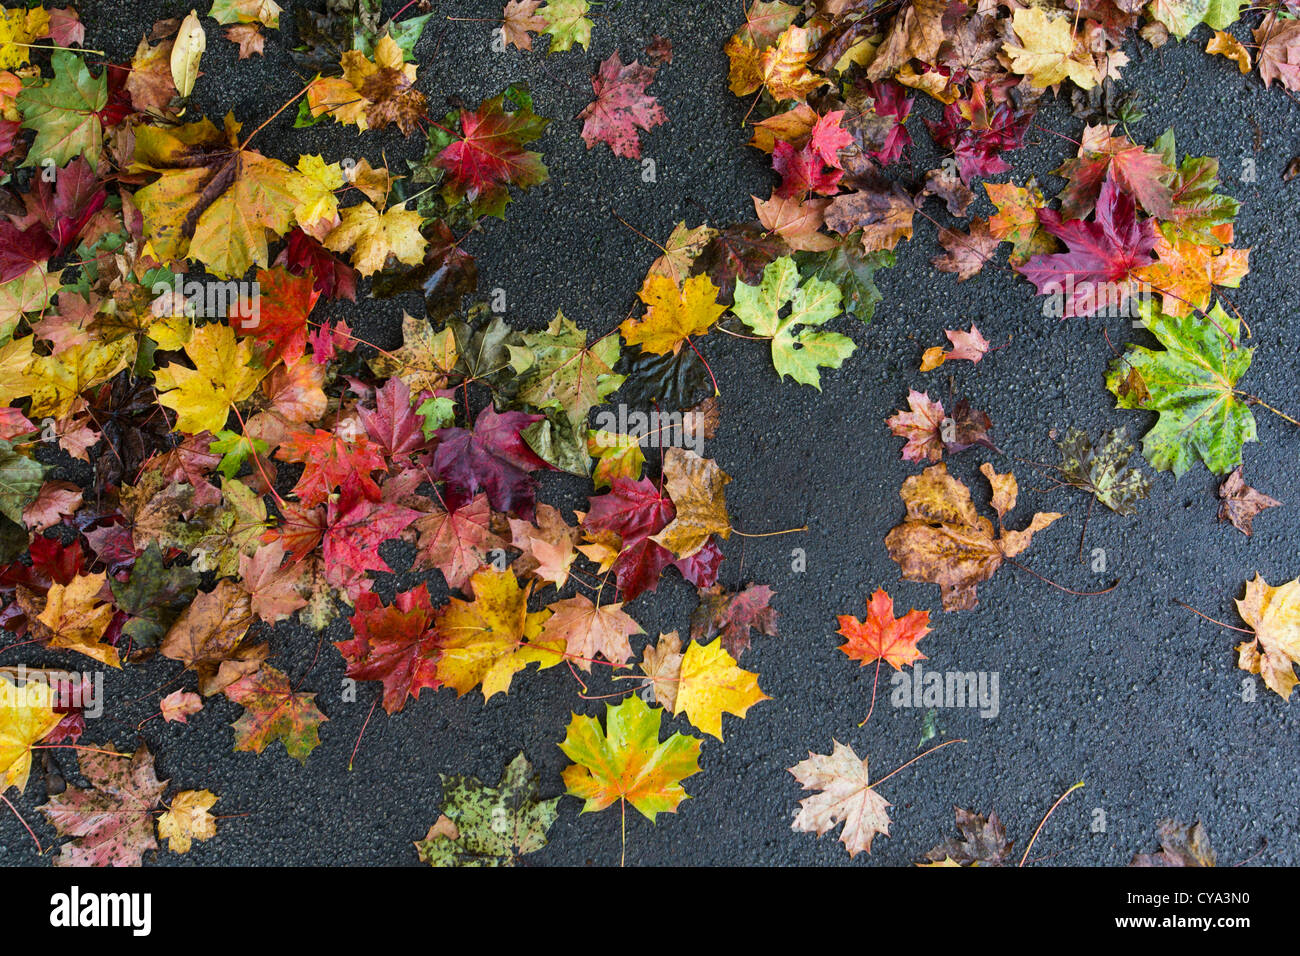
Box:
[434,406,552,518]
[434,91,550,219]
[0,222,55,281]
[773,110,852,198]
[925,79,1034,183]
[322,477,420,599]
[236,266,321,367]
[1016,173,1157,319]
[577,52,668,160]
[335,584,442,714]
[20,157,106,255]
[583,477,677,600]
[276,428,388,507]
[1054,125,1175,220]
[274,227,359,301]
[864,80,913,165]
[837,589,929,670]
[358,377,430,459]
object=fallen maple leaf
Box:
[416,751,559,866]
[620,273,726,356]
[689,583,777,658]
[920,324,990,372]
[539,594,642,671]
[836,588,929,671]
[674,638,769,741]
[559,694,702,821]
[1131,819,1216,867]
[37,572,119,668]
[434,90,550,219]
[40,744,167,866]
[1002,6,1102,90]
[0,674,62,793]
[578,52,667,160]
[160,689,203,724]
[226,664,327,763]
[434,567,560,699]
[323,200,427,276]
[885,463,1062,611]
[158,788,218,853]
[788,739,891,858]
[336,584,442,714]
[1217,467,1280,536]
[652,448,731,559]
[923,807,1012,866]
[1234,573,1300,700]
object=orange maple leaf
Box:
[836,588,930,670]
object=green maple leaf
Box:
[227,664,327,764]
[17,51,107,168]
[1105,301,1256,476]
[1153,128,1240,246]
[0,438,46,524]
[539,0,592,53]
[110,543,200,648]
[507,312,623,421]
[731,255,854,390]
[795,246,894,323]
[1054,427,1151,516]
[415,753,560,867]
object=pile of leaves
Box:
[0,0,1293,866]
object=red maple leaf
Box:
[412,493,506,592]
[1016,173,1157,319]
[925,79,1034,183]
[274,227,359,301]
[433,406,551,518]
[1054,125,1175,220]
[0,222,55,281]
[577,52,668,160]
[837,589,930,670]
[583,477,677,600]
[358,377,430,459]
[263,502,327,564]
[276,428,388,507]
[238,266,321,367]
[773,110,852,198]
[434,93,550,219]
[335,584,442,714]
[20,157,106,255]
[322,478,420,599]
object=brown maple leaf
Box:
[924,807,1013,866]
[1130,819,1216,867]
[931,219,999,281]
[1217,467,1280,536]
[885,463,1062,611]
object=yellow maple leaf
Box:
[27,339,133,420]
[434,568,561,700]
[323,201,427,276]
[1003,7,1101,90]
[132,113,307,278]
[290,154,344,239]
[620,274,725,356]
[1235,573,1300,700]
[38,573,121,669]
[674,638,769,740]
[307,34,424,134]
[725,25,826,102]
[0,7,51,70]
[0,334,35,406]
[650,448,731,558]
[155,322,268,435]
[0,674,61,792]
[158,788,219,853]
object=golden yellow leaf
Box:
[1206,30,1251,73]
[650,448,731,558]
[674,638,769,740]
[1003,7,1101,90]
[37,573,121,668]
[1235,573,1300,700]
[170,10,206,99]
[0,674,61,793]
[620,273,725,356]
[434,568,561,700]
[158,788,218,853]
[154,322,268,435]
[324,201,427,276]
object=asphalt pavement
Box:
[2,0,1299,867]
